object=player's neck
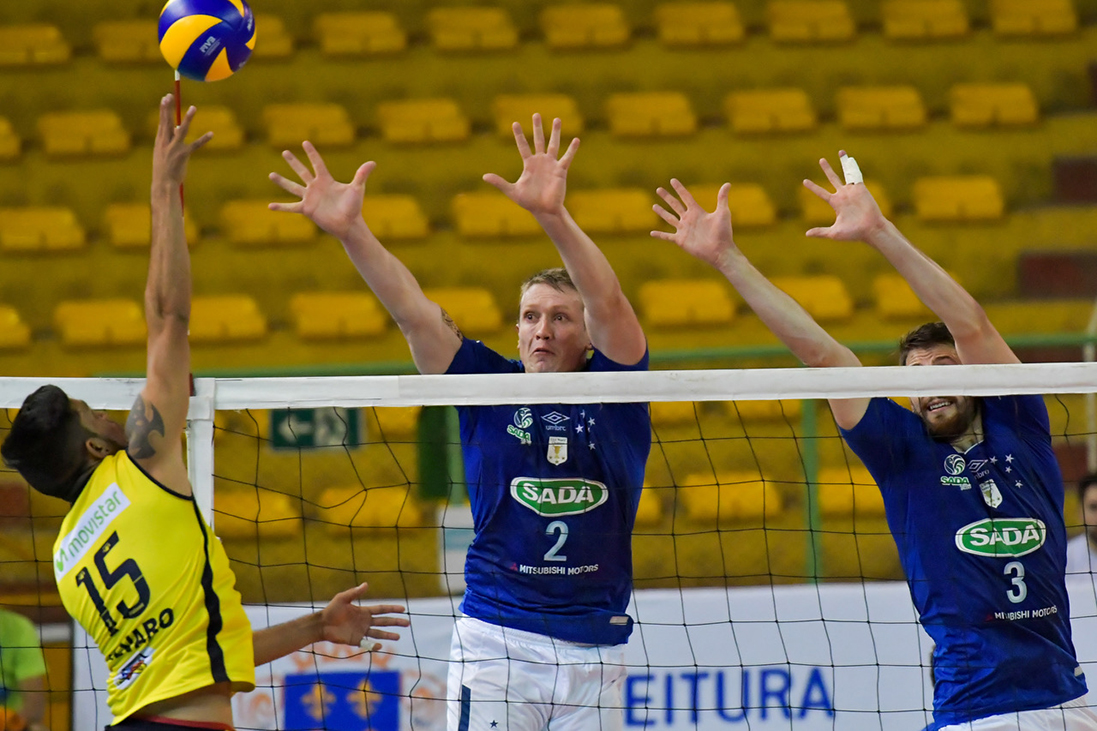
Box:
[948,412,983,453]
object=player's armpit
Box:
[441,308,463,340]
[126,395,166,460]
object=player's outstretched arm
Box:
[652,179,868,429]
[484,114,645,366]
[805,152,1018,366]
[129,95,212,495]
[269,143,461,374]
[251,583,410,666]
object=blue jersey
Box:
[841,396,1086,725]
[446,338,651,645]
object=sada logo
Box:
[514,408,533,429]
[511,477,608,516]
[955,518,1046,557]
[944,454,966,476]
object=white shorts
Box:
[938,697,1097,731]
[446,616,627,731]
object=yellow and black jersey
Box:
[53,451,254,723]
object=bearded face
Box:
[904,345,979,441]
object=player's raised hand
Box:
[269,142,375,240]
[152,94,212,188]
[803,151,888,242]
[319,582,410,653]
[483,114,579,217]
[651,180,736,268]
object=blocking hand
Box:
[269,141,375,240]
[651,180,736,269]
[483,114,579,217]
[802,151,888,242]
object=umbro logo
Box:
[542,411,570,432]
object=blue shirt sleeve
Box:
[588,348,649,373]
[445,338,522,376]
[981,394,1050,439]
[838,397,925,495]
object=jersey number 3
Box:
[1004,560,1027,604]
[74,531,151,637]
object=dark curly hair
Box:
[1,385,92,501]
[898,322,956,365]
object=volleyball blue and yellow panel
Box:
[158,0,255,82]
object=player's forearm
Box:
[716,250,858,368]
[866,220,990,338]
[146,183,191,326]
[252,612,324,666]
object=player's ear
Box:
[85,436,116,460]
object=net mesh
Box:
[0,366,1094,730]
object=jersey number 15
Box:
[74,531,150,637]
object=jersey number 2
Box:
[1004,561,1027,604]
[544,521,568,562]
[74,531,151,636]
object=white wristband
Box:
[841,155,863,184]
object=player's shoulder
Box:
[447,338,521,375]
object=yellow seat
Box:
[189,295,267,343]
[634,485,666,527]
[262,103,355,148]
[145,105,245,151]
[678,471,783,523]
[314,12,405,56]
[0,207,85,252]
[0,306,31,350]
[541,4,630,49]
[816,465,885,518]
[376,98,470,144]
[0,117,18,161]
[0,24,70,66]
[882,0,969,39]
[492,94,584,136]
[315,485,423,530]
[252,14,294,59]
[362,195,429,240]
[426,7,518,52]
[92,20,160,63]
[606,92,697,138]
[726,399,803,422]
[422,287,504,335]
[569,188,656,234]
[221,199,317,246]
[725,88,818,134]
[655,2,745,46]
[688,183,777,227]
[215,488,301,539]
[873,273,932,320]
[373,406,421,439]
[639,279,736,328]
[452,192,542,238]
[290,291,387,341]
[913,175,1004,222]
[767,0,855,42]
[837,86,927,131]
[650,401,700,426]
[38,110,130,157]
[950,83,1038,127]
[799,180,892,224]
[770,275,854,321]
[53,299,146,348]
[990,0,1077,36]
[103,203,199,249]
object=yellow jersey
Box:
[53,452,254,723]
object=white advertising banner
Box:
[73,580,1097,731]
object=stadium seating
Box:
[638,279,736,328]
[881,0,969,40]
[568,188,656,233]
[220,199,317,246]
[688,183,778,227]
[189,296,268,344]
[799,181,892,223]
[362,196,430,240]
[634,486,667,527]
[215,488,302,539]
[726,400,803,422]
[540,4,631,49]
[376,99,471,144]
[492,94,584,136]
[989,0,1077,36]
[767,0,856,42]
[677,471,784,523]
[0,306,31,350]
[313,12,405,56]
[262,103,355,148]
[314,485,424,530]
[836,86,927,131]
[290,292,388,341]
[950,83,1039,127]
[103,203,199,249]
[0,207,85,252]
[451,192,541,238]
[724,88,818,134]
[650,401,701,426]
[0,117,18,161]
[251,14,294,59]
[912,175,1005,221]
[654,2,745,46]
[605,92,697,137]
[92,20,160,63]
[872,273,933,320]
[426,7,519,52]
[0,24,70,66]
[372,406,422,438]
[770,275,854,321]
[815,465,885,518]
[421,287,504,335]
[38,110,130,157]
[53,299,146,348]
[144,106,245,151]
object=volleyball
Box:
[158,0,256,82]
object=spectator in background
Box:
[1066,474,1097,574]
[0,607,48,731]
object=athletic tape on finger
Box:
[841,155,863,184]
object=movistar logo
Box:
[955,518,1046,557]
[510,477,608,516]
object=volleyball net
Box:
[1,362,1096,730]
